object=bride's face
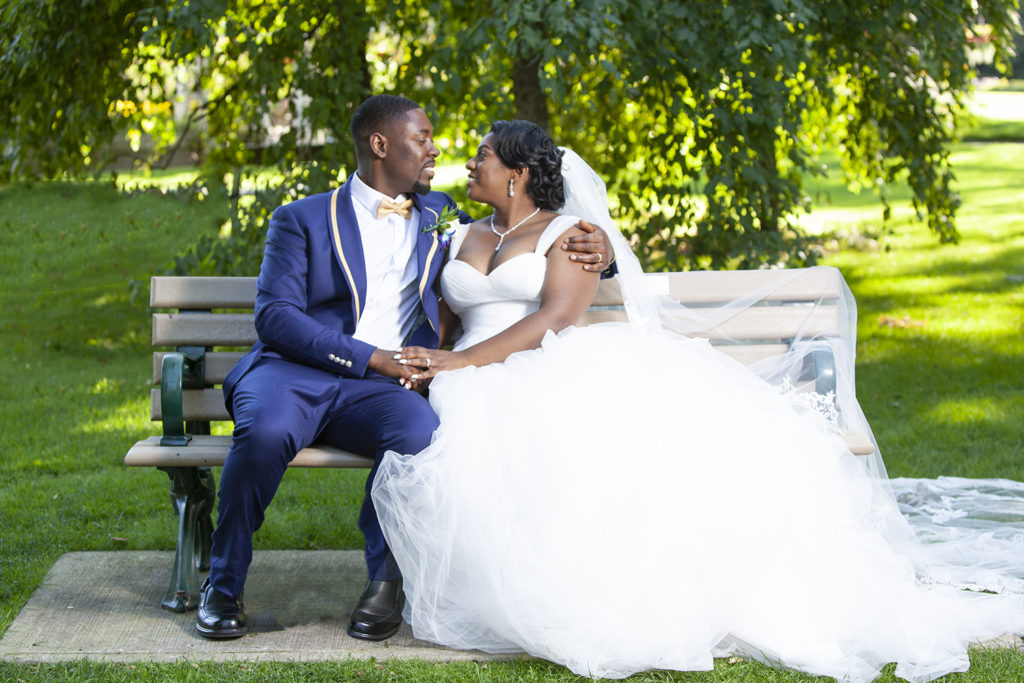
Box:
[465,133,512,206]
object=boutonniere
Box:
[422,205,462,248]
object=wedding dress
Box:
[372,153,1024,682]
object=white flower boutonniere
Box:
[423,206,462,248]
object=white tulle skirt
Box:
[372,323,1024,681]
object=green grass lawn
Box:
[803,142,1024,480]
[2,136,1023,681]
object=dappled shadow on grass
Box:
[839,235,1024,294]
[854,331,1023,479]
[832,219,1023,480]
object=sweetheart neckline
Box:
[449,252,546,278]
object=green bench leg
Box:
[158,466,215,612]
[196,467,214,572]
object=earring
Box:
[508,178,515,197]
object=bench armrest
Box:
[809,347,836,398]
[159,346,206,446]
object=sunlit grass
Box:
[811,141,1024,479]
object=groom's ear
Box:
[369,132,388,159]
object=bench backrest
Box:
[150,268,846,424]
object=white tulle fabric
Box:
[371,151,1024,681]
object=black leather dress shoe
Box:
[347,578,404,640]
[196,579,248,639]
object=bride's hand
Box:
[394,347,469,390]
[562,218,614,273]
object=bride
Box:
[371,120,1024,681]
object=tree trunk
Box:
[512,54,550,133]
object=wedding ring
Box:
[425,358,431,368]
[594,254,603,264]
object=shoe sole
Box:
[195,623,247,640]
[347,621,401,641]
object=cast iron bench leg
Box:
[158,466,215,612]
[196,466,214,572]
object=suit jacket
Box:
[223,180,463,407]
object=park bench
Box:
[125,267,875,613]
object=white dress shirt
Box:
[348,172,421,350]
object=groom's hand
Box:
[395,346,467,391]
[368,348,419,383]
[561,219,615,273]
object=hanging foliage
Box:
[1,0,1020,272]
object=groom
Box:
[196,94,611,641]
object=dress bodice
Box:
[442,215,577,350]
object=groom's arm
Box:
[253,203,413,382]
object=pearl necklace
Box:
[489,207,540,252]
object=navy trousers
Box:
[208,355,438,598]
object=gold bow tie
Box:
[376,197,414,220]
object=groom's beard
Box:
[412,181,430,195]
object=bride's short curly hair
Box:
[488,120,565,211]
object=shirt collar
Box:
[350,172,409,216]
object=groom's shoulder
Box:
[270,187,339,222]
[287,188,336,211]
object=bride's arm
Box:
[398,228,600,385]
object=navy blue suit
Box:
[210,181,461,597]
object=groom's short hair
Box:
[351,95,422,150]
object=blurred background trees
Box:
[2,0,1020,272]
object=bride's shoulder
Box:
[536,213,584,255]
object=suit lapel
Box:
[414,198,442,334]
[327,183,367,325]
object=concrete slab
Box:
[0,551,523,664]
[4,551,1020,667]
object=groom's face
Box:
[383,108,440,196]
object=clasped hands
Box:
[394,347,463,392]
[367,347,463,392]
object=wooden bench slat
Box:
[582,304,840,342]
[153,351,246,385]
[154,305,837,348]
[152,313,258,347]
[151,389,231,421]
[713,344,791,365]
[126,428,874,465]
[840,429,876,456]
[125,435,373,468]
[152,272,841,312]
[577,310,630,325]
[665,269,843,304]
[703,304,841,341]
[151,276,258,309]
[592,269,843,307]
